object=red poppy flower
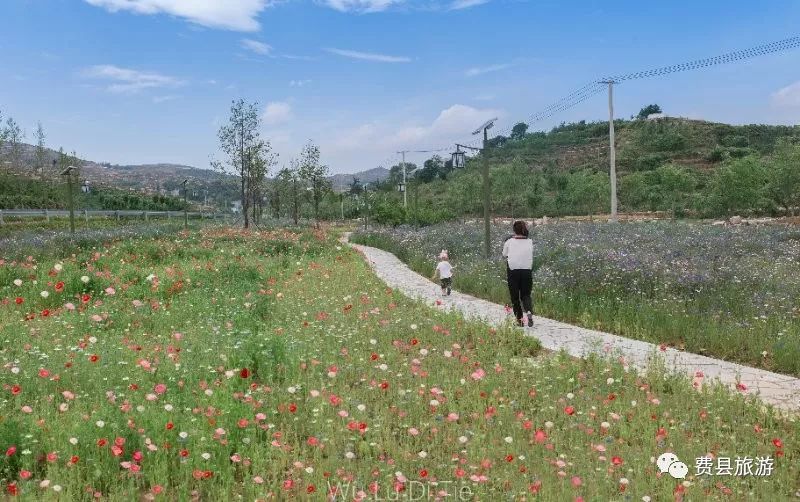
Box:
[10,385,21,396]
[419,470,428,478]
[5,446,16,457]
[70,455,79,464]
[55,281,64,292]
[6,483,17,496]
[564,406,575,416]
[307,485,316,494]
[81,294,90,304]
[772,438,783,449]
[240,368,250,379]
[288,403,297,413]
[15,297,23,305]
[97,438,108,447]
[166,422,174,430]
[505,455,514,462]
[611,456,623,466]
[41,309,50,317]
[179,449,189,457]
[89,354,99,363]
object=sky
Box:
[1,0,799,175]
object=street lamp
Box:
[60,165,78,235]
[181,179,188,230]
[471,117,497,259]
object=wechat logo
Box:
[657,453,689,479]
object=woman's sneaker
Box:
[527,313,534,327]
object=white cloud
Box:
[772,81,800,107]
[241,39,272,55]
[262,101,293,125]
[465,63,512,77]
[290,79,312,87]
[83,0,272,31]
[82,65,183,93]
[325,47,411,63]
[449,0,489,10]
[324,104,503,155]
[321,0,401,13]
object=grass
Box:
[351,221,800,376]
[0,226,797,500]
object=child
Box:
[432,250,453,296]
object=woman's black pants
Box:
[507,268,533,320]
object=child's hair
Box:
[438,249,449,260]
[512,220,529,236]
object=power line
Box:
[387,34,800,161]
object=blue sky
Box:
[1,0,799,175]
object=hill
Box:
[366,116,800,224]
[1,143,389,209]
[329,167,390,191]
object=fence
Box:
[0,209,228,225]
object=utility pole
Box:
[60,165,78,235]
[396,151,408,208]
[601,80,618,222]
[471,118,497,259]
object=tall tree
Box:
[349,177,363,196]
[510,122,529,141]
[248,141,278,224]
[215,99,262,228]
[637,104,662,120]
[297,141,330,226]
[34,122,47,177]
[286,160,302,225]
[4,118,24,169]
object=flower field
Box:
[352,221,800,376]
[0,227,797,500]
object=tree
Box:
[656,164,696,219]
[297,141,330,226]
[214,99,263,228]
[248,142,278,224]
[766,140,800,216]
[34,122,47,177]
[637,104,662,120]
[349,177,363,196]
[416,155,444,183]
[510,122,529,141]
[710,156,769,216]
[284,160,302,225]
[4,117,25,169]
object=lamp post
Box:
[60,165,78,235]
[181,179,188,230]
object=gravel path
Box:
[345,234,800,413]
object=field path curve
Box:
[344,233,800,413]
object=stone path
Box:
[345,235,800,414]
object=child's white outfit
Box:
[436,260,453,295]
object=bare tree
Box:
[4,117,24,169]
[214,99,262,228]
[297,141,330,226]
[34,122,47,177]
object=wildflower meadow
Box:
[0,227,797,500]
[352,221,800,376]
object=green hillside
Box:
[368,116,800,224]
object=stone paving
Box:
[345,235,800,414]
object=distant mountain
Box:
[329,167,390,191]
[4,142,389,200]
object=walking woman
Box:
[502,220,534,327]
